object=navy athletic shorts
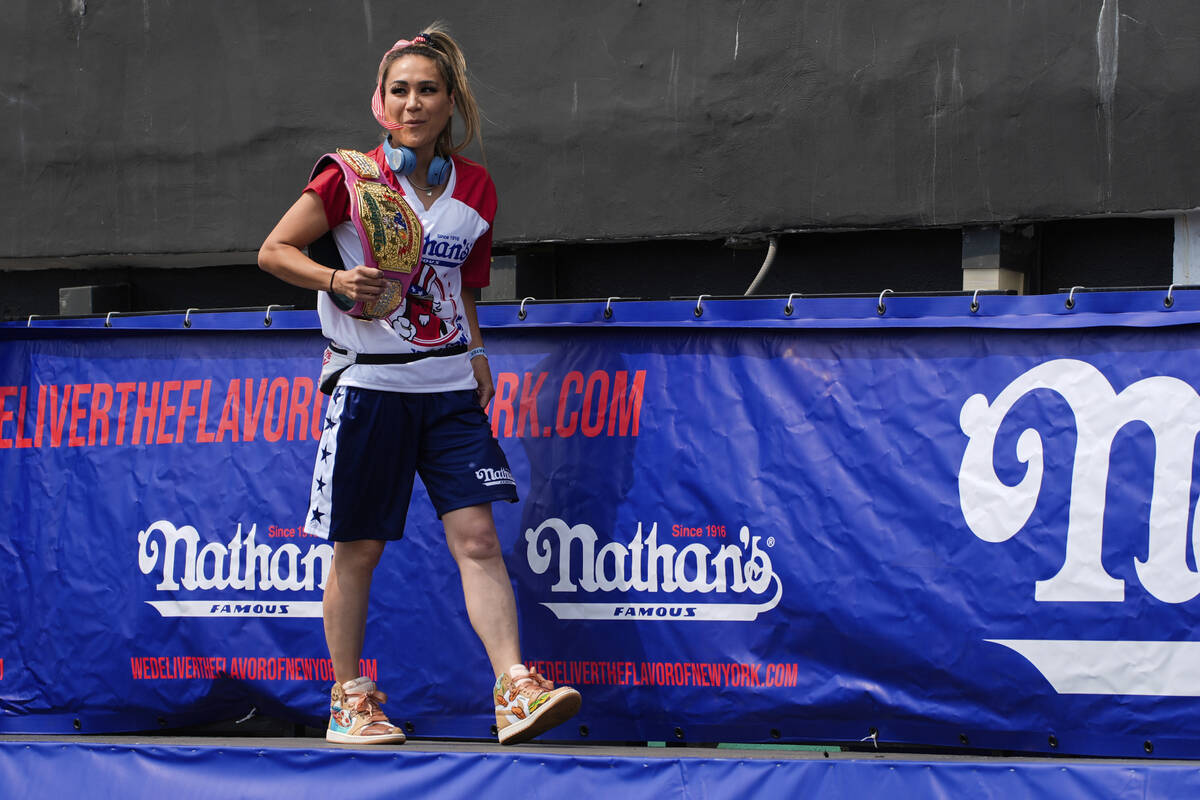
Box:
[304,386,519,541]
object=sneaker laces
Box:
[509,666,554,699]
[343,681,392,727]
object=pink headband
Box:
[371,34,434,129]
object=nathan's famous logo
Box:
[524,518,782,622]
[476,467,516,488]
[958,358,1200,697]
[138,520,331,618]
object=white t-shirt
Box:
[309,147,497,393]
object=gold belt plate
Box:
[353,180,424,319]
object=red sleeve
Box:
[303,164,350,229]
[459,167,498,289]
[460,227,494,288]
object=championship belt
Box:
[312,148,424,320]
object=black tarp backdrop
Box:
[3,1,1199,262]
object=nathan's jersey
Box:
[305,146,497,393]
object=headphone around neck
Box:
[382,137,451,187]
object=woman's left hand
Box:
[472,355,494,409]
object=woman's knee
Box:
[444,509,502,561]
[332,539,387,575]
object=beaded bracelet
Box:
[467,347,487,360]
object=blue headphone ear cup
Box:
[427,155,451,186]
[384,139,417,176]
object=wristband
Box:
[467,347,487,361]
[328,269,338,294]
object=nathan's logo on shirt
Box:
[476,467,515,487]
[523,518,782,622]
[422,232,475,268]
[137,520,331,618]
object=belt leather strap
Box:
[329,342,467,365]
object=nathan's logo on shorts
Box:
[959,358,1200,697]
[523,518,782,622]
[137,520,332,618]
[476,467,516,487]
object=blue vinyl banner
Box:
[4,293,1200,758]
[7,740,1200,800]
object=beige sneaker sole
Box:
[326,728,407,745]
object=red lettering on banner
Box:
[581,371,610,438]
[490,372,519,438]
[517,371,548,437]
[156,380,181,444]
[0,386,14,448]
[15,387,34,448]
[264,377,288,442]
[523,659,797,688]
[132,382,159,445]
[34,385,46,447]
[196,380,216,443]
[609,371,645,436]
[242,378,269,441]
[311,382,324,439]
[113,382,136,445]
[68,383,90,447]
[2,375,334,448]
[288,377,314,441]
[556,371,584,437]
[177,380,202,442]
[0,658,4,679]
[90,382,113,445]
[216,379,240,442]
[48,384,73,447]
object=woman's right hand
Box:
[332,266,387,301]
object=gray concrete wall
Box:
[4,1,1199,261]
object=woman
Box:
[258,24,580,746]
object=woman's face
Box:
[382,54,454,155]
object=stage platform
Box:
[3,734,1199,798]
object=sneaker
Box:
[494,664,581,745]
[326,677,407,744]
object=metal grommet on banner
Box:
[970,289,981,314]
[1144,740,1154,754]
[105,311,118,328]
[1047,734,1059,749]
[518,296,535,321]
[877,289,893,316]
[784,293,801,316]
[183,308,198,329]
[264,304,282,327]
[604,297,619,320]
[1065,286,1083,310]
[1165,284,1177,309]
[694,294,710,318]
